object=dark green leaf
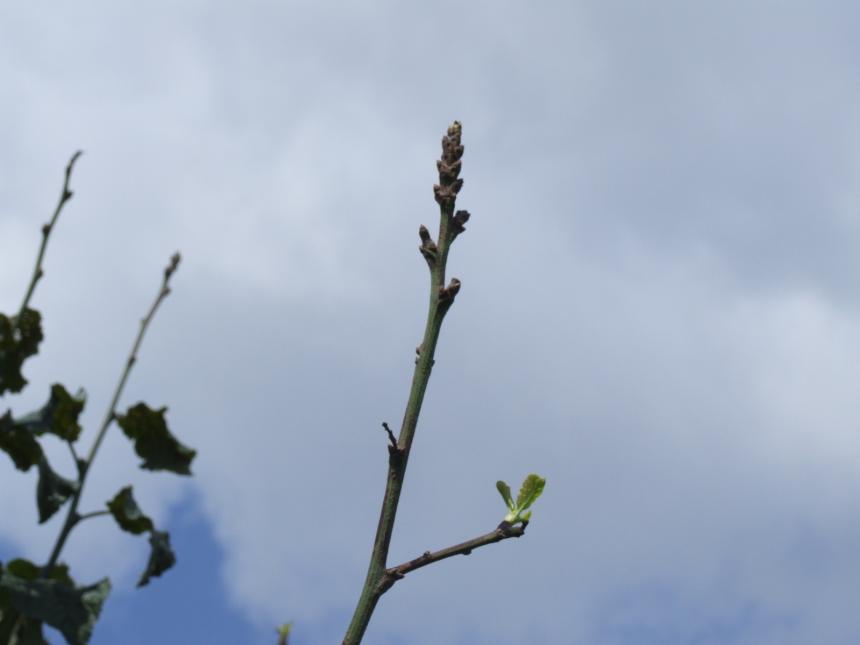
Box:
[37,457,79,523]
[0,412,43,471]
[47,564,74,588]
[16,384,86,442]
[496,480,515,511]
[106,486,153,535]
[0,570,110,645]
[0,611,17,644]
[515,474,546,512]
[0,309,44,396]
[6,560,40,581]
[0,610,14,644]
[16,616,48,645]
[116,404,195,475]
[137,530,175,587]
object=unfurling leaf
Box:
[0,411,43,471]
[500,473,547,525]
[137,530,176,587]
[0,568,111,645]
[495,480,515,511]
[515,474,546,512]
[106,486,154,535]
[36,457,79,523]
[116,403,196,475]
[16,384,86,442]
[0,309,44,396]
[277,622,294,645]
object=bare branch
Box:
[343,122,479,644]
[16,151,83,327]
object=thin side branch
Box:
[378,523,527,594]
[75,510,111,523]
[42,253,181,576]
[16,151,82,327]
[381,422,398,450]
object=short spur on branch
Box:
[341,122,546,644]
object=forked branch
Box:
[342,122,524,644]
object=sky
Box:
[2,1,860,643]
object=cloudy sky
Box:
[3,2,860,643]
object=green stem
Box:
[41,254,180,577]
[15,152,82,330]
[343,123,465,644]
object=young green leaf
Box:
[515,474,546,512]
[36,457,80,523]
[277,622,294,645]
[501,474,547,525]
[0,569,111,645]
[496,480,515,511]
[0,309,44,396]
[16,384,86,442]
[116,403,196,475]
[106,486,154,535]
[137,530,176,587]
[0,411,43,471]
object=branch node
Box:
[450,210,471,240]
[418,225,437,267]
[437,278,461,315]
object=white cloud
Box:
[3,2,860,644]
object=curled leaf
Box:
[495,480,514,511]
[37,457,79,523]
[116,403,196,475]
[106,487,153,535]
[137,530,176,587]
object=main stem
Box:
[343,134,460,644]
